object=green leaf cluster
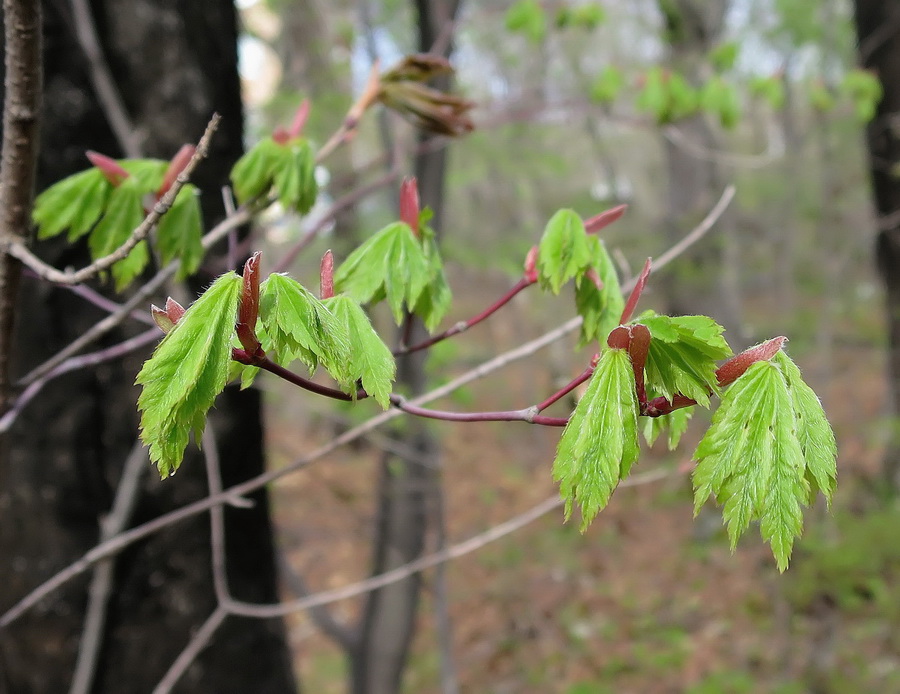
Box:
[692,352,837,571]
[536,209,591,294]
[749,75,786,110]
[137,273,242,477]
[259,273,352,385]
[700,76,742,129]
[590,65,624,105]
[555,2,606,30]
[504,0,546,42]
[638,313,732,407]
[32,158,203,289]
[839,69,883,123]
[553,347,640,530]
[333,221,452,331]
[230,137,318,214]
[636,67,699,124]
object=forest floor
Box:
[265,268,900,694]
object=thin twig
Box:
[16,205,252,386]
[5,115,221,285]
[220,469,674,619]
[68,0,141,157]
[0,0,42,409]
[0,187,733,628]
[68,441,148,694]
[202,427,230,605]
[0,327,160,433]
[150,606,228,694]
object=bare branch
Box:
[0,187,733,628]
[69,441,148,694]
[5,115,221,286]
[69,0,141,157]
[222,469,674,619]
[151,606,228,694]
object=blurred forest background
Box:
[244,0,898,692]
[3,0,900,692]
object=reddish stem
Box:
[535,365,593,412]
[395,276,536,356]
[584,203,627,234]
[619,257,652,324]
[236,252,264,357]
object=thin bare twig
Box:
[0,327,160,433]
[68,441,148,694]
[68,0,141,157]
[5,115,221,286]
[0,186,733,628]
[151,605,228,694]
[0,0,42,409]
[220,469,674,619]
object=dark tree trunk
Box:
[854,0,900,489]
[0,1,295,692]
[350,3,461,693]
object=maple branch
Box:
[215,468,675,620]
[0,186,733,629]
[5,114,220,285]
[151,606,228,694]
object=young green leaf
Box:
[323,295,396,408]
[230,138,288,203]
[575,237,624,346]
[774,351,837,504]
[693,360,808,571]
[137,273,242,477]
[273,138,318,214]
[334,221,450,329]
[87,177,149,290]
[259,273,351,384]
[537,209,592,294]
[33,168,111,241]
[156,183,204,279]
[553,347,640,530]
[640,314,732,407]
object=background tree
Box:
[0,1,294,692]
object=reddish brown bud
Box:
[523,246,539,283]
[715,336,787,388]
[620,257,652,324]
[584,204,627,234]
[86,151,130,186]
[320,250,335,300]
[151,305,175,334]
[399,177,420,236]
[158,144,195,197]
[236,252,264,359]
[289,99,311,138]
[164,296,185,323]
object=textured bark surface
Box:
[855,0,900,488]
[0,1,295,692]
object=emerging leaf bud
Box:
[523,246,539,283]
[619,257,652,324]
[584,204,627,234]
[151,297,186,334]
[320,250,335,300]
[399,177,420,236]
[381,54,455,84]
[157,144,195,198]
[86,151,130,186]
[273,99,311,144]
[236,252,264,358]
[716,336,787,388]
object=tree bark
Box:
[854,0,900,489]
[0,1,295,692]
